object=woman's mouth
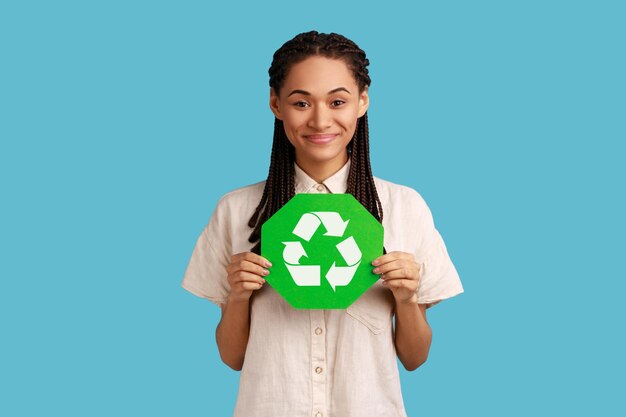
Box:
[304,134,339,144]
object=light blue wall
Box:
[1,1,624,415]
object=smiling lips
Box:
[304,134,339,144]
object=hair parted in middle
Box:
[248,30,383,254]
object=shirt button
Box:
[315,366,323,374]
[314,327,323,335]
[315,413,323,417]
[316,184,325,192]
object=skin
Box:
[216,56,432,372]
[269,55,368,183]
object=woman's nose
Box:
[307,106,332,130]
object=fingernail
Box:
[264,261,272,268]
[381,280,387,286]
[373,267,380,273]
[263,269,270,276]
[372,260,380,266]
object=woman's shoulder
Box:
[218,180,266,202]
[373,176,440,251]
[373,175,429,210]
[211,180,266,217]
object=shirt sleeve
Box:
[181,198,232,307]
[410,190,464,306]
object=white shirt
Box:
[181,161,463,417]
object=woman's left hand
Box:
[372,251,421,305]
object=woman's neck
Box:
[295,154,349,183]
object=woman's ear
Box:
[269,88,282,120]
[357,86,370,117]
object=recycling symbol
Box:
[283,212,362,291]
[261,194,384,309]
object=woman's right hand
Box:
[225,252,272,302]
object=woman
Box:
[182,30,463,417]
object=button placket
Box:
[310,310,326,416]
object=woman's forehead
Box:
[283,56,358,94]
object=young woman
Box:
[182,31,463,417]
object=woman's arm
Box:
[394,296,432,371]
[216,298,251,371]
[372,252,431,371]
[216,252,271,371]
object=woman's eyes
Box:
[293,100,346,108]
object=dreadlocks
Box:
[248,31,383,254]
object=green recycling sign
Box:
[261,194,384,309]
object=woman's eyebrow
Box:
[287,87,351,97]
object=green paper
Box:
[261,194,384,309]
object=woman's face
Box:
[269,56,369,176]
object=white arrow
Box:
[292,213,321,242]
[326,261,361,291]
[282,241,308,265]
[286,264,321,286]
[312,212,350,237]
[336,236,362,266]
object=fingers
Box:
[372,252,421,303]
[380,268,418,281]
[372,259,407,275]
[238,280,265,291]
[230,252,272,269]
[226,252,273,295]
[372,251,414,267]
[224,252,272,301]
[381,277,419,292]
[372,258,420,280]
[227,258,271,278]
[230,270,267,286]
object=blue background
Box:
[1,1,624,415]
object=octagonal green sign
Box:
[261,194,384,309]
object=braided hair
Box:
[248,31,383,254]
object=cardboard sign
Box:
[261,194,384,309]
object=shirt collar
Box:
[294,160,351,194]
